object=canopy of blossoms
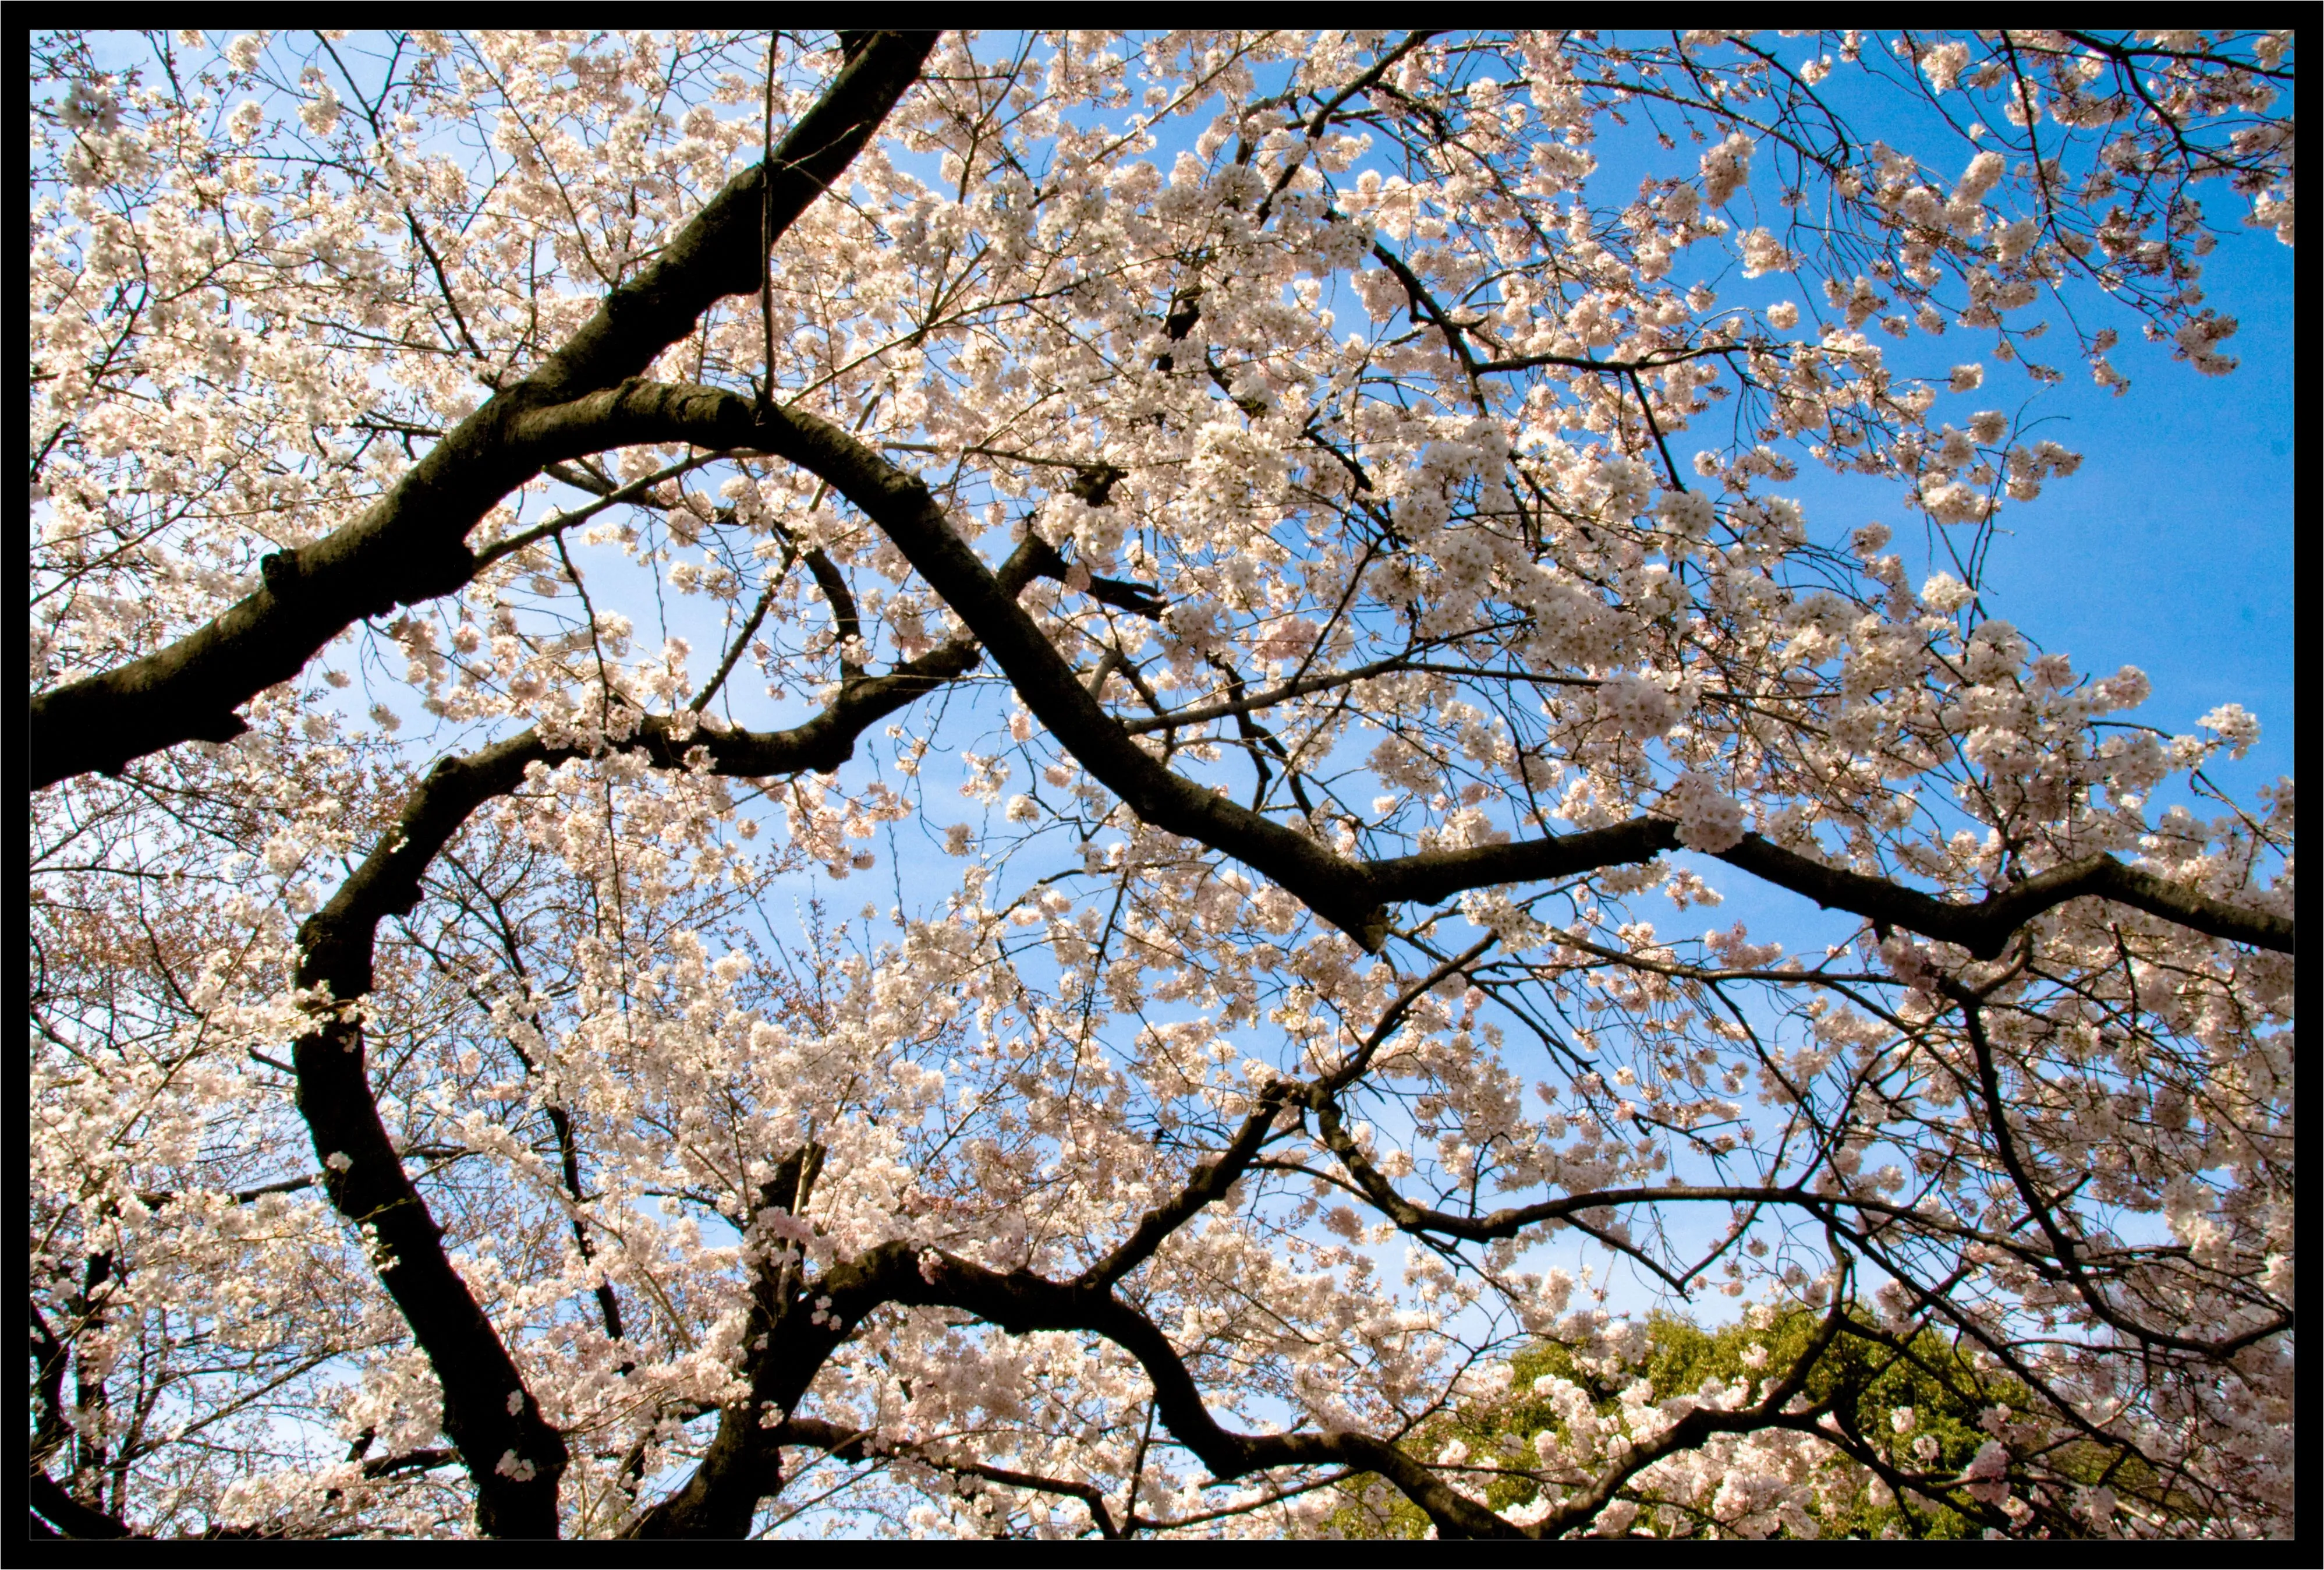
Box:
[30,29,2293,1540]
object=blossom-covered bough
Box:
[30,30,2293,1539]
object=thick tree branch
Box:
[29,33,933,790]
[279,521,1076,1537]
[719,395,1398,945]
[285,646,978,1536]
[30,1471,135,1540]
[607,388,2294,963]
[1074,1085,1294,1290]
[619,1141,829,1538]
[630,1241,1523,1539]
[770,1416,1122,1538]
[1712,835,2294,959]
[639,945,1648,1543]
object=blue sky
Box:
[1769,204,2297,803]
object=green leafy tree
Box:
[1331,1293,2160,1539]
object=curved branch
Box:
[285,642,980,1535]
[727,395,1395,942]
[773,1416,1121,1538]
[774,1245,1523,1540]
[286,518,1081,1537]
[30,33,934,790]
[633,1127,1522,1537]
[1937,981,2291,1359]
[30,1471,136,1540]
[593,389,2293,963]
[1711,834,2294,959]
[1306,1098,2065,1265]
[1532,1282,1851,1537]
[1074,1084,1293,1290]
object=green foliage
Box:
[1324,1303,2081,1539]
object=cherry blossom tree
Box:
[30,29,2294,1540]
